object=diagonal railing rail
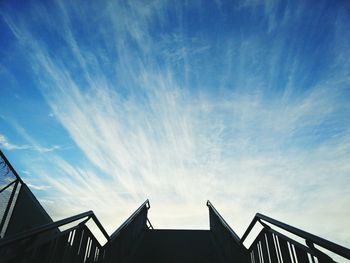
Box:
[102,199,152,262]
[207,200,248,262]
[2,149,349,263]
[0,150,154,263]
[0,210,110,263]
[0,210,110,248]
[241,213,350,263]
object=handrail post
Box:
[91,214,110,241]
[306,240,334,263]
[240,216,258,245]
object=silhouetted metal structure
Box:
[0,150,349,263]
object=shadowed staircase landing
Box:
[127,230,218,263]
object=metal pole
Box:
[0,180,19,237]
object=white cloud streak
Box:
[0,132,61,153]
[0,134,30,150]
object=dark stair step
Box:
[126,229,219,263]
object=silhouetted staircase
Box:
[1,150,350,263]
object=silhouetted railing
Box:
[0,151,23,238]
[0,150,154,263]
[0,210,109,263]
[2,149,349,263]
[207,200,248,262]
[240,213,350,263]
[102,200,152,262]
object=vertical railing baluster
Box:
[278,236,293,263]
[266,232,279,263]
[294,244,310,263]
[260,234,270,263]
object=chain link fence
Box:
[0,152,21,238]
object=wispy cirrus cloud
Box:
[0,134,30,150]
[0,133,61,153]
[0,0,349,257]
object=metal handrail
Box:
[0,210,110,248]
[0,180,19,235]
[0,150,24,184]
[108,199,150,241]
[206,200,241,243]
[240,213,350,260]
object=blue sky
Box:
[0,0,349,251]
